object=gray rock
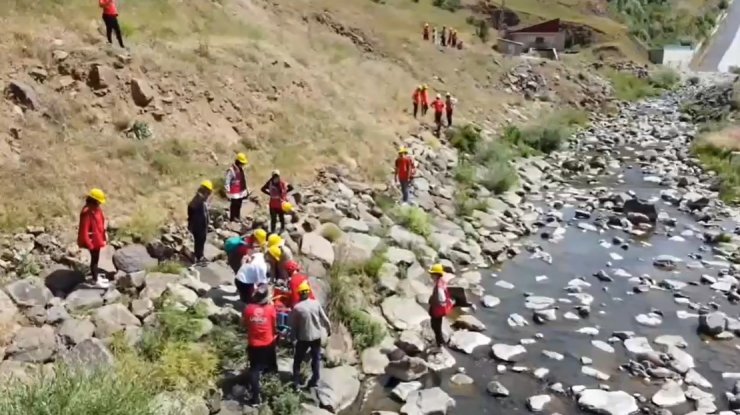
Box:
[65,289,105,312]
[301,232,335,265]
[386,247,416,265]
[151,392,209,415]
[335,232,382,263]
[685,368,712,389]
[315,365,360,413]
[453,315,486,332]
[653,255,683,270]
[481,295,500,308]
[491,344,526,362]
[381,296,429,330]
[392,381,423,402]
[524,296,555,310]
[5,80,41,110]
[58,318,95,345]
[385,356,429,382]
[487,380,510,397]
[338,218,369,233]
[397,330,426,355]
[165,283,198,307]
[131,78,155,107]
[622,199,657,223]
[197,263,233,288]
[635,313,662,327]
[113,244,157,273]
[5,277,53,308]
[390,226,427,249]
[582,365,610,380]
[62,338,114,370]
[0,289,19,325]
[654,335,687,349]
[698,312,726,336]
[140,273,180,300]
[651,380,686,407]
[400,387,454,415]
[578,389,638,415]
[527,395,551,412]
[131,298,154,318]
[450,373,474,385]
[360,347,389,375]
[449,330,491,354]
[6,325,56,362]
[92,303,141,338]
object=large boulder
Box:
[622,199,657,223]
[58,318,95,345]
[390,226,427,249]
[5,80,40,110]
[385,356,429,381]
[449,330,491,354]
[92,303,141,338]
[196,262,233,288]
[578,389,638,415]
[315,365,361,413]
[360,347,389,375]
[87,64,116,90]
[301,232,335,266]
[335,232,382,263]
[113,244,157,273]
[400,387,455,415]
[62,338,114,370]
[0,289,18,325]
[698,312,727,336]
[381,296,429,330]
[65,289,105,313]
[5,277,53,308]
[151,392,209,415]
[140,273,181,301]
[131,78,155,107]
[6,325,57,362]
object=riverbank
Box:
[1,73,739,415]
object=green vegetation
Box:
[260,375,303,415]
[391,206,432,237]
[449,124,484,155]
[605,68,680,101]
[692,139,740,203]
[149,260,186,275]
[320,223,344,242]
[0,364,157,415]
[328,260,386,352]
[611,0,721,47]
[432,0,461,12]
[455,189,489,216]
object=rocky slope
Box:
[2,74,740,415]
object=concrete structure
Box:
[506,19,566,52]
[649,45,696,69]
[696,0,740,71]
[497,38,525,55]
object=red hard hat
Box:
[284,260,300,273]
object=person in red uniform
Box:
[285,260,315,307]
[420,85,430,116]
[242,284,278,406]
[394,147,416,204]
[445,92,456,127]
[225,152,249,222]
[260,170,294,234]
[99,0,125,48]
[431,93,446,137]
[78,188,109,287]
[427,264,453,352]
[412,86,422,119]
[423,23,430,40]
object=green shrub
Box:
[320,223,344,242]
[478,159,518,194]
[345,309,385,351]
[0,364,156,415]
[362,250,387,278]
[604,70,659,101]
[205,323,247,369]
[391,206,432,237]
[453,162,476,185]
[476,19,489,43]
[151,342,218,393]
[139,298,210,359]
[373,193,395,213]
[433,0,461,11]
[149,260,185,275]
[449,124,483,155]
[649,68,680,90]
[261,375,302,415]
[692,140,740,203]
[455,190,489,216]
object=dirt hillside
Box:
[0,0,629,236]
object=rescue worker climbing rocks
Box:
[290,281,332,390]
[445,92,457,127]
[420,85,430,116]
[394,147,416,204]
[428,263,453,352]
[187,180,212,265]
[225,152,249,222]
[260,170,294,234]
[412,86,422,118]
[431,93,446,137]
[78,188,109,288]
[243,284,278,406]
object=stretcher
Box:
[272,284,292,345]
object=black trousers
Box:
[102,14,124,48]
[235,279,254,303]
[269,208,285,233]
[430,315,444,347]
[229,198,243,221]
[413,102,419,118]
[293,339,321,388]
[446,110,453,126]
[434,112,443,136]
[191,228,207,262]
[247,343,277,403]
[89,248,100,279]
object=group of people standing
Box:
[412,86,457,136]
[422,23,463,49]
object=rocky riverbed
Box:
[0,75,739,415]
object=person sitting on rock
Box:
[290,281,331,390]
[428,263,453,352]
[78,188,109,288]
[243,284,278,406]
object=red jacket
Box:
[429,279,452,318]
[243,303,277,347]
[288,273,315,308]
[432,99,445,114]
[99,0,118,16]
[268,180,287,210]
[420,90,429,105]
[395,155,415,182]
[78,205,107,250]
[412,89,421,104]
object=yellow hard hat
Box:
[417,85,423,90]
[297,281,311,293]
[422,84,428,90]
[236,152,248,165]
[428,263,445,275]
[267,234,283,247]
[88,188,106,204]
[253,228,267,245]
[200,180,213,191]
[282,201,294,213]
[398,146,408,154]
[268,245,282,261]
